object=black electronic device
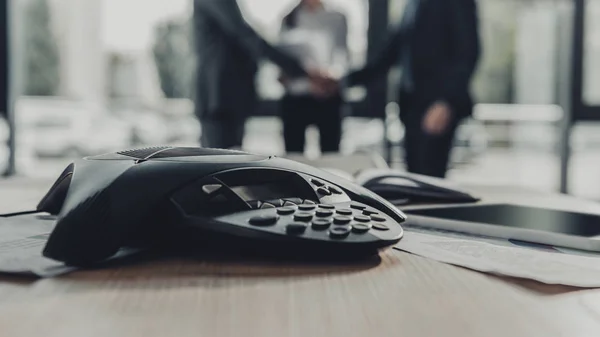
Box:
[404,203,600,251]
[38,147,406,266]
[355,170,479,205]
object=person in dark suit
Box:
[344,0,480,178]
[192,0,334,149]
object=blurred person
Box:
[344,0,480,178]
[192,0,335,149]
[277,0,349,154]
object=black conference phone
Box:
[38,147,406,266]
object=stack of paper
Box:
[395,223,600,288]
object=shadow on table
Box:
[0,252,397,306]
[36,247,399,292]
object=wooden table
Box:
[1,179,600,337]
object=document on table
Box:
[0,214,76,277]
[395,222,600,288]
[0,214,142,277]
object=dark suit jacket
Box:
[193,0,306,120]
[346,0,480,119]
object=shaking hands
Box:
[279,68,340,98]
[307,69,339,98]
[422,101,452,135]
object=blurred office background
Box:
[2,0,600,199]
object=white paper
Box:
[0,214,76,277]
[395,224,600,288]
[0,214,143,277]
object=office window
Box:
[11,0,193,176]
[10,0,373,175]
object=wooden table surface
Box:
[1,178,600,337]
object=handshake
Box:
[307,69,341,98]
[279,69,341,98]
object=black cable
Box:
[0,210,44,218]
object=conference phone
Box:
[37,147,406,266]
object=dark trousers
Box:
[280,94,342,154]
[400,93,461,178]
[199,115,245,149]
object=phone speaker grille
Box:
[117,147,172,159]
[150,147,247,159]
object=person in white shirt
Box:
[277,0,349,154]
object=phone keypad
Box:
[244,199,394,242]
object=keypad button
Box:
[311,179,325,187]
[249,214,279,227]
[265,199,284,207]
[303,200,317,205]
[333,215,352,225]
[328,186,343,195]
[312,218,332,230]
[277,206,297,215]
[329,226,351,239]
[350,202,366,210]
[284,198,304,205]
[372,222,390,231]
[286,222,308,235]
[318,204,335,210]
[317,187,332,196]
[283,200,298,207]
[370,215,387,222]
[202,184,222,194]
[352,223,372,234]
[336,209,353,216]
[316,209,334,217]
[294,212,314,222]
[298,204,317,211]
[354,215,371,223]
[247,201,261,209]
[362,209,379,216]
[260,203,276,209]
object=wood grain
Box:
[1,179,600,336]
